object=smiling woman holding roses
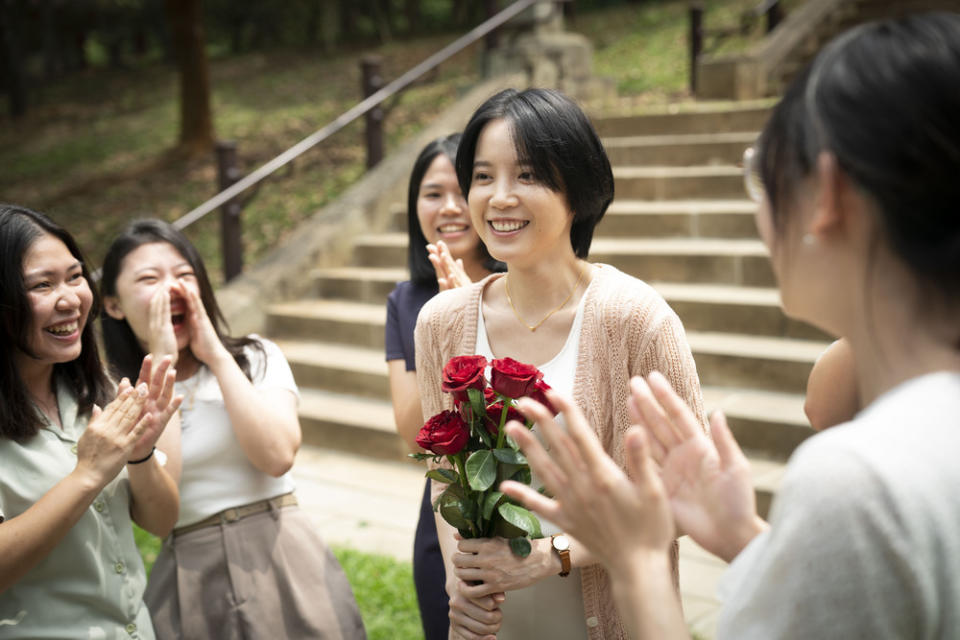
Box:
[414,89,707,640]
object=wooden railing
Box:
[175,0,568,282]
[689,0,784,94]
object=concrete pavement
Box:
[292,444,725,639]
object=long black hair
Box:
[0,204,112,442]
[407,133,502,286]
[756,12,960,303]
[455,88,614,259]
[100,219,264,383]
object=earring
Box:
[802,233,816,246]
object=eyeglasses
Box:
[742,147,764,203]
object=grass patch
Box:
[133,529,421,639]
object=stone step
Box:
[278,339,389,400]
[312,266,407,302]
[392,198,760,238]
[654,282,828,341]
[614,165,745,200]
[593,104,771,137]
[701,386,812,461]
[603,132,756,167]
[599,199,758,238]
[589,237,775,287]
[268,299,385,346]
[352,234,775,286]
[294,385,789,519]
[274,320,824,400]
[688,331,828,395]
[271,281,826,346]
[298,388,412,462]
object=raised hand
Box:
[147,285,179,364]
[428,241,472,291]
[123,354,183,461]
[75,384,154,488]
[182,285,229,366]
[627,372,766,562]
[500,391,675,573]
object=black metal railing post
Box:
[215,141,243,282]
[689,3,703,95]
[766,2,783,33]
[361,55,385,169]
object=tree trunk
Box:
[165,0,214,154]
[0,0,27,119]
[404,0,419,34]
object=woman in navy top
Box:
[385,134,501,640]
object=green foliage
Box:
[133,525,162,577]
[332,547,422,640]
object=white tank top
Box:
[474,288,590,640]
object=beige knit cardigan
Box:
[414,265,707,640]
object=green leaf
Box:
[498,503,542,538]
[482,490,505,520]
[465,450,497,492]
[493,448,527,465]
[491,514,526,538]
[509,467,532,486]
[426,468,458,484]
[508,537,532,558]
[408,452,434,461]
[439,500,471,532]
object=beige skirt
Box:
[144,504,366,640]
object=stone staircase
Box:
[265,103,829,519]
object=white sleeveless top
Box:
[475,287,590,640]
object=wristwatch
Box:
[551,534,571,577]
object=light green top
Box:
[0,381,154,639]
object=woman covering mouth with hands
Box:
[0,204,181,639]
[100,219,365,640]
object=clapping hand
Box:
[626,372,766,562]
[499,389,675,573]
[428,241,472,291]
[76,384,154,488]
[120,354,183,462]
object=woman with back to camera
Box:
[502,13,960,639]
[100,219,365,640]
[414,89,706,639]
[386,133,503,640]
[0,204,180,639]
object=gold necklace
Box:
[504,266,585,332]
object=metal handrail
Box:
[172,0,550,232]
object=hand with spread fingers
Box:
[147,285,179,365]
[121,354,183,462]
[75,384,154,488]
[428,240,472,291]
[182,286,230,366]
[626,372,767,562]
[499,389,676,573]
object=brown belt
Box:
[173,493,298,537]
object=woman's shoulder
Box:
[417,276,494,326]
[586,265,675,324]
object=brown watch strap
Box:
[552,534,571,577]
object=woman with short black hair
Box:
[415,89,706,639]
[502,13,960,639]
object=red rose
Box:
[490,357,543,399]
[484,387,496,404]
[485,401,525,436]
[526,379,559,416]
[442,355,488,403]
[416,410,470,456]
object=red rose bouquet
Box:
[413,355,558,557]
